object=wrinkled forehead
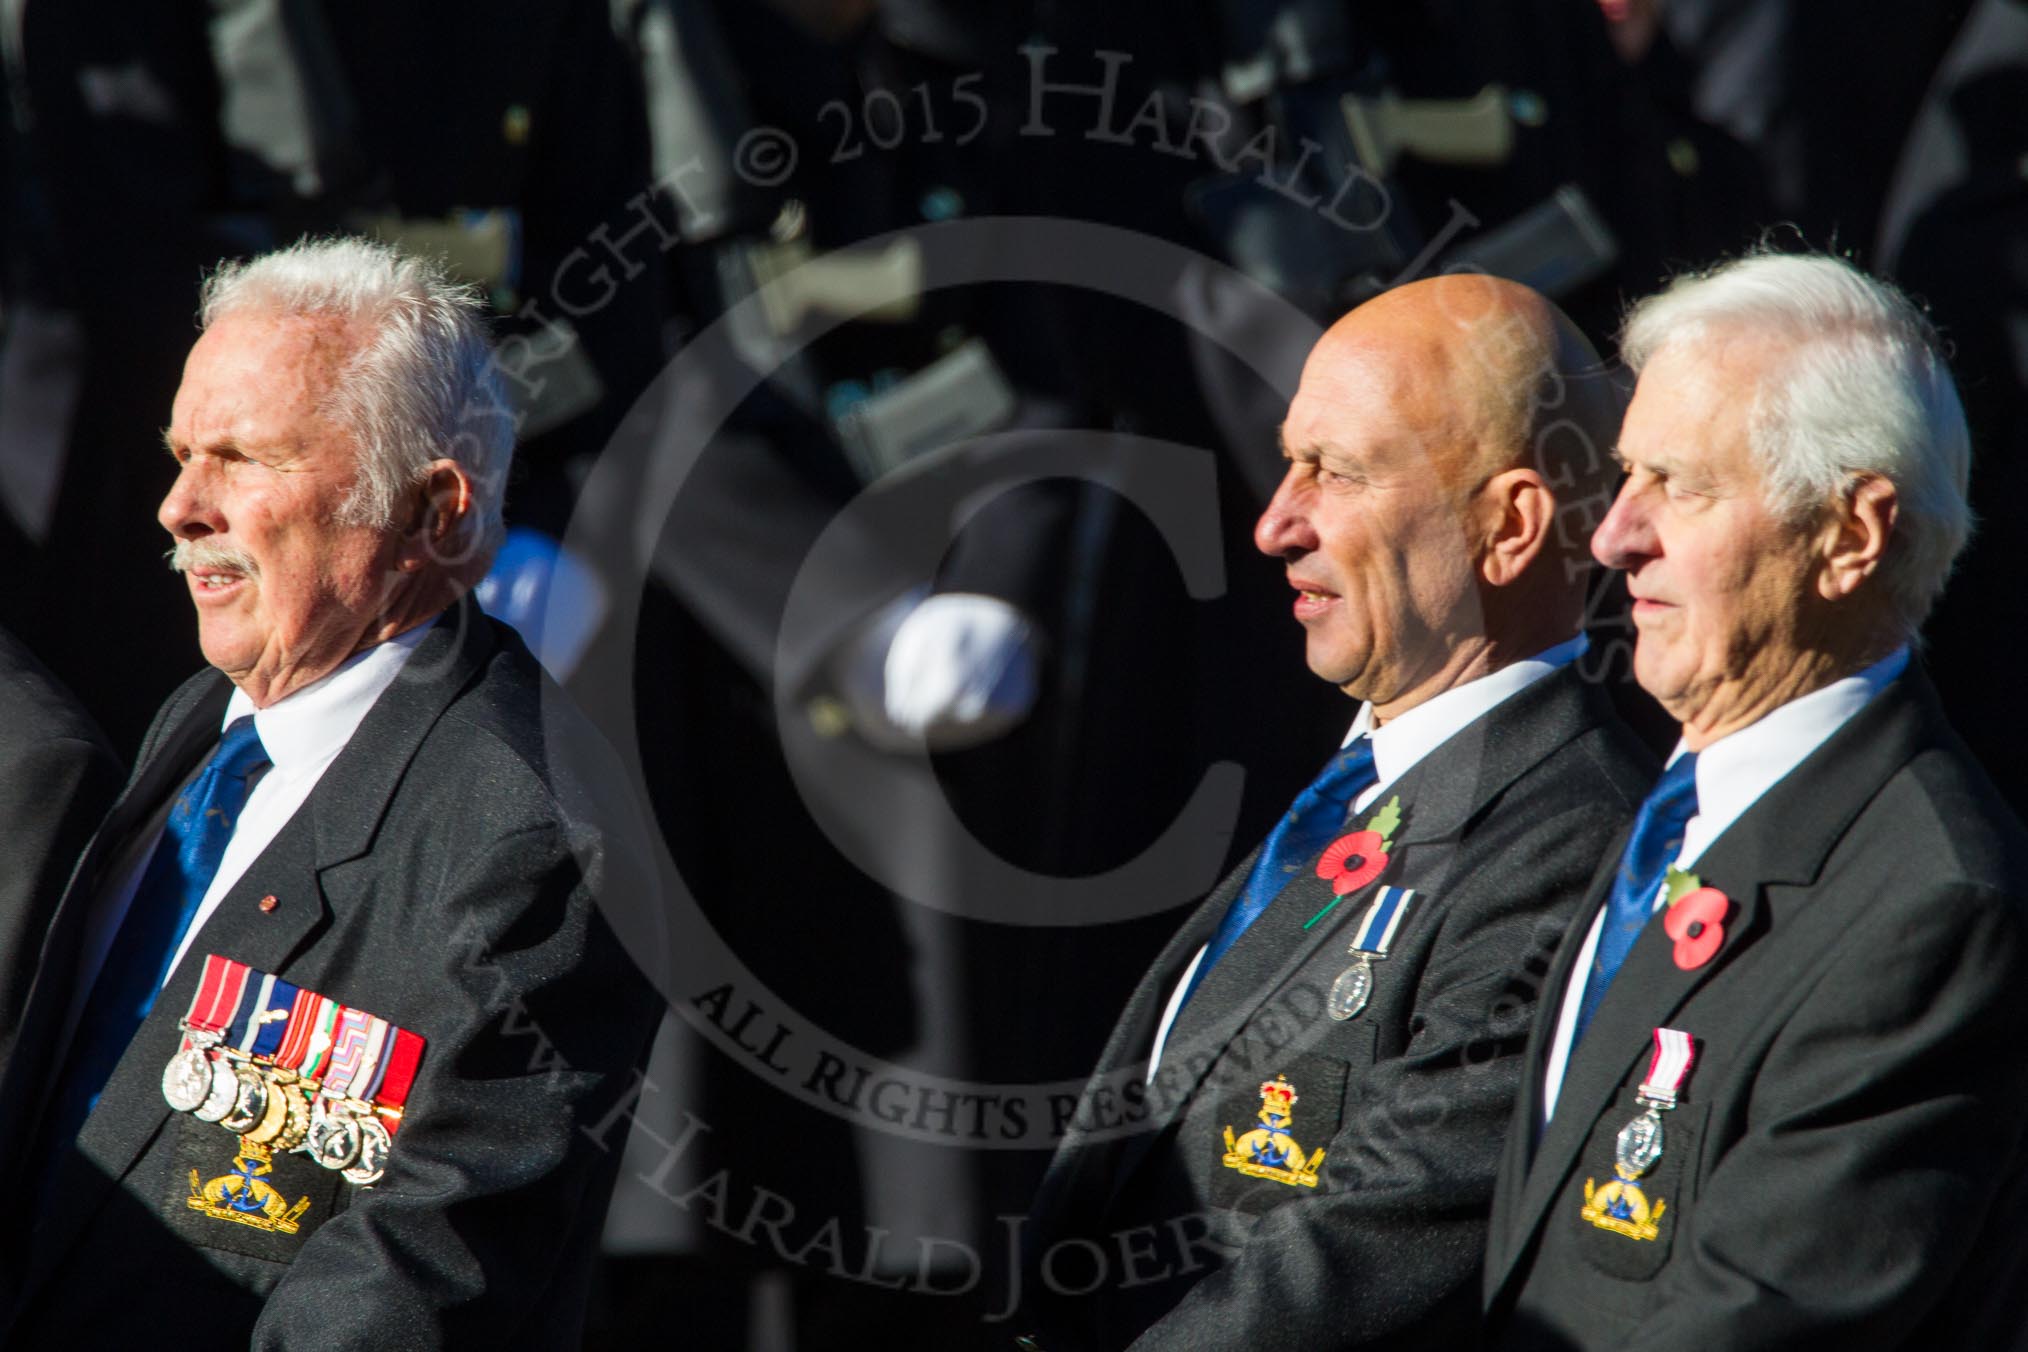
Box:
[1288,337,1389,421]
[1622,334,1772,463]
[1286,333,1480,474]
[170,311,363,448]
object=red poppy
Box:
[1663,887,1730,970]
[1316,830,1390,896]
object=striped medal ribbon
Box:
[159,954,427,1185]
[1616,1027,1697,1180]
[1326,886,1419,1022]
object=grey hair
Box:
[1621,251,1972,637]
[200,236,514,563]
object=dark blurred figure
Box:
[1877,0,2028,817]
[0,624,120,1083]
[1605,0,1971,255]
[588,3,1333,1347]
[0,0,234,752]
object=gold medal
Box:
[249,1072,312,1151]
[243,1073,291,1145]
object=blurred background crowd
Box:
[1,0,2023,1347]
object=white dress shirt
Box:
[61,623,433,1058]
[56,624,433,1069]
[1146,636,1588,1079]
[1539,647,1909,1124]
[163,623,433,980]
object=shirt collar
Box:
[1342,634,1588,790]
[1674,646,1909,868]
[221,619,436,772]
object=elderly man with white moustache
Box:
[0,237,660,1350]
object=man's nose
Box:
[1254,471,1317,558]
[158,461,220,539]
[1591,478,1653,571]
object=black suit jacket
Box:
[0,600,661,1349]
[0,625,122,1081]
[1021,666,1655,1350]
[1484,669,2028,1350]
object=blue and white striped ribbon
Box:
[1349,886,1418,955]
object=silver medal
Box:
[1327,957,1374,1021]
[343,1115,393,1186]
[306,1102,364,1171]
[1615,1107,1665,1178]
[218,1065,269,1134]
[162,1046,217,1113]
[193,1057,242,1122]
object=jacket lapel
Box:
[14,603,496,1302]
[1488,669,1940,1301]
[1486,824,1628,1277]
[1159,668,1612,1075]
[0,673,230,1311]
[0,671,228,1182]
[1497,859,1768,1291]
[1101,668,1611,1209]
[1032,862,1238,1235]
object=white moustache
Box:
[168,539,259,578]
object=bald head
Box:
[1310,274,1619,497]
[1259,275,1620,718]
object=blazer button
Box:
[258,894,279,913]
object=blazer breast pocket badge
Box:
[1222,1074,1325,1188]
[1207,1050,1349,1212]
[1576,1028,1700,1278]
[162,955,425,1250]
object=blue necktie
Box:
[1179,737,1379,1010]
[1571,752,1700,1045]
[42,716,270,1152]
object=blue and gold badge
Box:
[1580,1173,1666,1242]
[1580,1028,1698,1244]
[1221,1075,1325,1188]
[187,1139,312,1235]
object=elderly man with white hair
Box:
[0,237,659,1349]
[1483,251,2028,1349]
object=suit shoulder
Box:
[1865,740,2028,897]
[1570,707,1661,803]
[409,640,635,841]
[0,626,117,767]
[1508,686,1659,818]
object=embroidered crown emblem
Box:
[1220,1074,1326,1189]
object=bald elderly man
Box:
[1014,277,1658,1350]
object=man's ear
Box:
[1475,467,1555,589]
[396,459,477,574]
[1817,474,1898,601]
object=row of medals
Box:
[161,1024,392,1185]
